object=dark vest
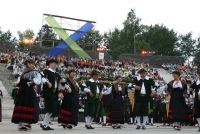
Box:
[85,80,103,103]
[134,78,155,101]
[43,69,61,98]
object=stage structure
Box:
[41,14,97,59]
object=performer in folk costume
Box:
[82,70,104,129]
[127,82,136,124]
[99,83,112,126]
[11,59,41,131]
[134,69,156,130]
[0,89,3,122]
[58,69,80,129]
[190,71,200,132]
[107,76,125,129]
[41,59,66,130]
[166,71,189,130]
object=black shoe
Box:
[136,125,140,129]
[151,123,154,126]
[40,124,44,128]
[67,125,73,129]
[47,126,54,130]
[142,126,146,130]
[42,126,49,131]
[130,123,133,125]
[146,123,149,125]
[85,125,87,128]
[89,126,94,129]
[86,126,94,129]
[18,127,28,131]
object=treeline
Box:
[0,9,200,65]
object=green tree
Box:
[0,28,18,45]
[146,24,179,56]
[77,30,103,51]
[17,29,35,51]
[123,9,141,54]
[36,24,58,47]
[176,32,196,60]
[193,35,200,66]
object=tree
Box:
[77,30,103,51]
[193,35,200,66]
[123,9,141,54]
[17,29,35,51]
[36,24,58,47]
[176,32,196,60]
[145,24,179,56]
[0,28,18,45]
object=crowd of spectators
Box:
[0,51,199,125]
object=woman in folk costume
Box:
[107,76,125,129]
[58,70,80,129]
[167,71,189,130]
[189,71,200,132]
[11,59,41,131]
[0,89,3,122]
[99,83,112,126]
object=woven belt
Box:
[140,94,146,96]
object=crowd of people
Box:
[0,51,200,132]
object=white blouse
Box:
[173,81,182,88]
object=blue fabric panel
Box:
[46,22,94,56]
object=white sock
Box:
[130,117,133,123]
[85,117,87,124]
[134,117,137,123]
[90,118,94,126]
[42,113,52,127]
[117,123,121,127]
[21,122,28,125]
[143,116,148,126]
[103,116,107,124]
[197,118,200,127]
[136,116,140,126]
[151,118,153,124]
[146,117,149,123]
[46,115,52,127]
[18,122,22,128]
[99,117,102,122]
[87,116,91,126]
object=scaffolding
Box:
[40,13,97,51]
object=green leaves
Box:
[0,28,18,46]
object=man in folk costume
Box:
[134,69,156,130]
[127,82,136,124]
[41,59,66,130]
[82,70,104,129]
[166,71,189,130]
[189,71,200,132]
[99,83,112,126]
[58,69,80,129]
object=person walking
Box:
[11,59,41,131]
[134,69,156,130]
[40,59,65,130]
[58,70,80,129]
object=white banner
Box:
[99,52,104,60]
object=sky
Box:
[0,0,200,39]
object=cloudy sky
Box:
[0,0,200,38]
